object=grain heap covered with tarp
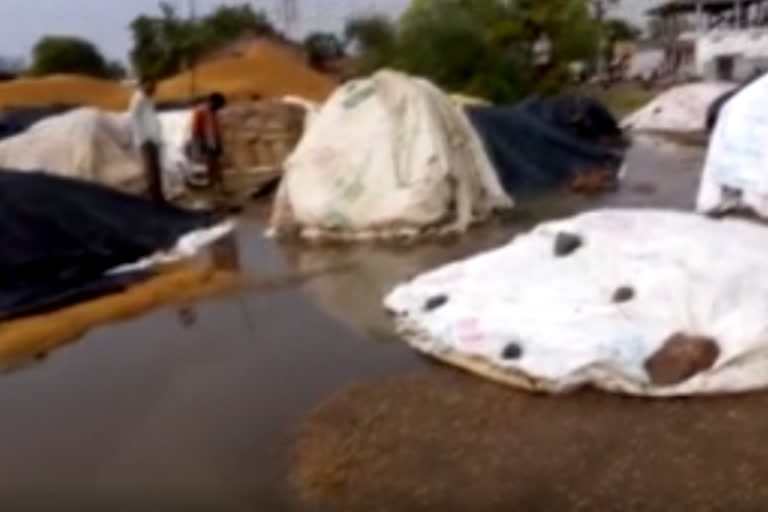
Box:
[218,100,307,174]
[465,95,626,196]
[0,170,232,321]
[0,107,192,196]
[698,71,768,217]
[269,69,628,241]
[269,70,514,241]
[0,104,77,140]
[386,208,768,397]
[0,108,143,192]
[622,82,736,134]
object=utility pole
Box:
[593,0,607,79]
[591,0,619,82]
[276,0,299,37]
[188,0,197,99]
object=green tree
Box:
[344,15,395,52]
[344,15,397,71]
[397,0,527,99]
[304,32,344,69]
[129,3,196,81]
[30,36,114,78]
[604,18,642,42]
[346,0,601,102]
[106,60,128,80]
[197,4,273,50]
[130,2,274,81]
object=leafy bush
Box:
[130,2,274,81]
[30,36,114,78]
[346,0,602,103]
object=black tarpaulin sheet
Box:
[0,170,214,320]
[0,105,76,140]
[706,72,764,133]
[706,90,735,133]
[466,95,625,195]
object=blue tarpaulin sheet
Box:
[0,170,215,320]
[466,95,625,196]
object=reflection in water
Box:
[177,305,198,328]
[275,227,520,343]
[173,233,241,329]
[273,137,707,344]
[0,139,710,509]
[210,233,241,271]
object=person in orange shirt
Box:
[188,92,227,191]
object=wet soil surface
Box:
[0,137,741,511]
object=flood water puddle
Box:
[0,138,710,510]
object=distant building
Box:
[628,45,666,80]
[648,0,768,80]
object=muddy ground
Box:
[0,136,741,511]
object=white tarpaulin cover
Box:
[622,82,734,133]
[385,208,768,397]
[0,108,144,191]
[158,109,200,181]
[110,219,236,274]
[697,72,768,217]
[269,70,513,240]
[0,107,195,197]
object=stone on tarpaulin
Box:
[644,333,721,386]
[612,286,635,303]
[553,232,583,257]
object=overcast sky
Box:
[0,0,657,63]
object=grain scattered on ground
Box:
[294,367,768,512]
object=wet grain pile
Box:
[157,40,336,103]
[0,41,335,111]
[0,264,240,368]
[0,74,129,110]
[294,368,768,512]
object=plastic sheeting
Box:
[0,170,232,321]
[0,101,194,142]
[157,108,202,182]
[0,108,143,191]
[385,209,768,397]
[698,72,768,217]
[622,82,735,133]
[0,107,195,197]
[269,70,513,240]
[466,96,625,195]
[0,104,76,140]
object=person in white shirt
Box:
[129,79,164,202]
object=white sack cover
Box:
[110,219,237,274]
[269,70,512,240]
[0,108,143,191]
[697,73,768,217]
[158,109,200,183]
[622,82,734,133]
[385,208,768,397]
[0,108,191,197]
[281,95,320,129]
